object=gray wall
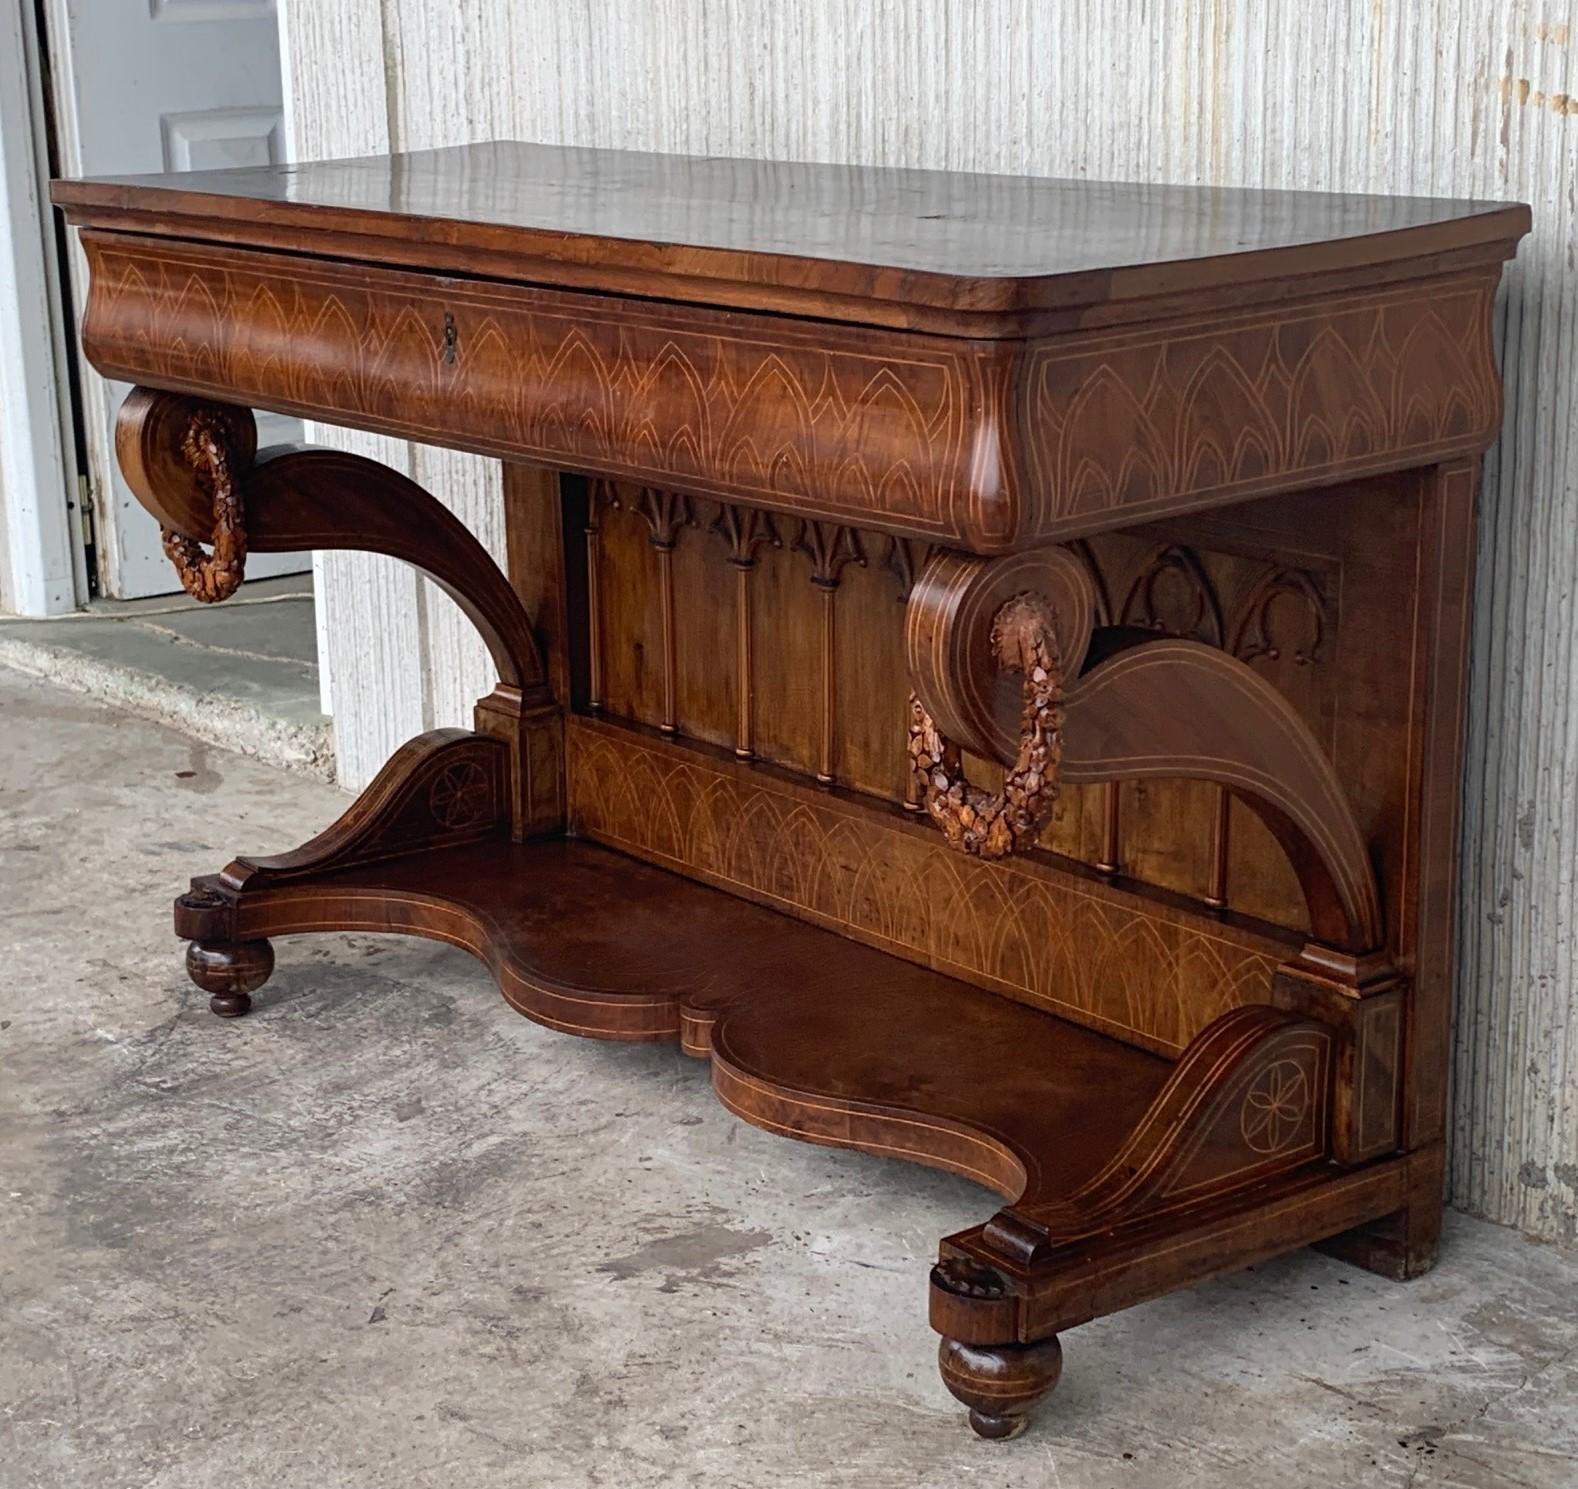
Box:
[284,0,1578,1243]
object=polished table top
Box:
[55,141,1530,551]
[53,140,1529,324]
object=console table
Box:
[54,143,1529,1440]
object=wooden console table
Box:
[54,143,1528,1439]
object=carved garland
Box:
[908,593,1065,860]
[161,409,248,602]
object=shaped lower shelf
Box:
[185,823,1374,1389]
[208,835,1175,1209]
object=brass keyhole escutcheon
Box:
[442,310,458,365]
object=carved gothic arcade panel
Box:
[566,471,1433,952]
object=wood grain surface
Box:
[66,197,1515,549]
[51,140,1528,328]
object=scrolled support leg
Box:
[938,1335,1063,1441]
[185,937,274,1017]
[903,542,1383,947]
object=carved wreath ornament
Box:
[161,410,248,603]
[909,593,1065,860]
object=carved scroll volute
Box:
[907,547,1098,763]
[905,548,1098,859]
[116,385,549,704]
[117,388,260,602]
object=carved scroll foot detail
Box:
[184,937,274,1017]
[168,731,510,1019]
[938,1334,1063,1440]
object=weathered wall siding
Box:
[281,6,510,774]
[409,445,508,729]
[286,0,1578,1241]
[310,434,425,792]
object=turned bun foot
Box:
[938,1334,1063,1441]
[185,938,274,1017]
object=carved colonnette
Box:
[56,146,1526,1444]
[710,502,779,758]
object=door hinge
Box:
[76,474,95,547]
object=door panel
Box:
[160,106,285,172]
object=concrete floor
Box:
[3,664,1576,1489]
[0,578,330,780]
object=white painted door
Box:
[47,0,305,598]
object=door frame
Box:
[40,0,303,601]
[0,0,85,616]
[42,0,137,601]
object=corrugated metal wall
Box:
[283,0,1578,1243]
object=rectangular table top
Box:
[54,140,1528,330]
[55,141,1530,551]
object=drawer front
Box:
[82,231,1503,553]
[1020,271,1502,532]
[81,231,1014,549]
